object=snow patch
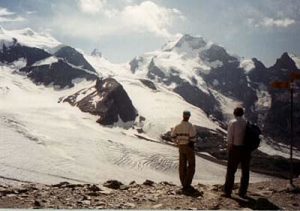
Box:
[239,59,255,73]
[289,53,300,69]
[32,56,58,66]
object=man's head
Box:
[233,107,244,117]
[183,111,191,121]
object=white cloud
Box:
[0,7,25,23]
[0,16,25,22]
[0,7,14,16]
[55,1,184,39]
[249,17,296,28]
[118,1,184,38]
[78,0,106,14]
[261,17,295,27]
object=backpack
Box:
[244,121,262,151]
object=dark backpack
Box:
[244,121,261,151]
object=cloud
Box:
[261,17,296,27]
[0,7,25,23]
[0,7,14,16]
[0,16,25,22]
[118,1,185,38]
[78,0,106,14]
[55,1,184,39]
[249,17,296,28]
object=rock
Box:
[88,184,101,192]
[152,203,163,209]
[257,190,274,196]
[103,180,124,190]
[63,78,137,126]
[20,59,97,88]
[82,195,91,200]
[119,185,129,190]
[125,202,136,208]
[140,79,157,90]
[81,200,91,206]
[34,200,42,207]
[88,192,100,197]
[143,180,155,186]
[160,181,176,186]
[54,46,96,73]
[52,182,70,188]
[129,181,136,185]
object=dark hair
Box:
[233,107,244,117]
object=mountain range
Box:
[0,26,299,184]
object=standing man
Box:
[224,107,250,198]
[171,111,197,192]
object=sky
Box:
[0,0,299,66]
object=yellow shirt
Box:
[171,121,197,145]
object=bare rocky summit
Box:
[0,178,299,209]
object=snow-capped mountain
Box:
[0,26,61,52]
[1,26,299,185]
[129,34,258,121]
[129,33,300,147]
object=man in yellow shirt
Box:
[171,111,197,191]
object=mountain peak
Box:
[91,48,102,57]
[20,27,35,36]
[272,52,298,70]
[162,34,207,51]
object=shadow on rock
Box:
[231,196,280,210]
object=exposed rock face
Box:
[174,82,223,120]
[19,59,98,88]
[63,78,137,126]
[147,59,223,120]
[200,44,237,63]
[261,53,300,147]
[55,46,96,73]
[139,79,157,90]
[202,57,258,121]
[0,43,51,66]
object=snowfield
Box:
[0,64,271,185]
[2,28,296,186]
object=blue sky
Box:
[0,0,299,66]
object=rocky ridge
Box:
[0,179,299,209]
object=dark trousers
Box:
[178,145,195,188]
[224,145,251,196]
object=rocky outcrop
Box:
[140,79,157,90]
[0,43,51,66]
[19,59,98,88]
[55,46,96,73]
[0,179,298,209]
[174,82,223,120]
[63,77,137,126]
[250,53,300,147]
